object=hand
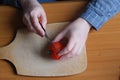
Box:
[53,18,91,59]
[21,0,47,37]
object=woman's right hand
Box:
[21,0,47,37]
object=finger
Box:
[58,37,75,56]
[60,47,75,60]
[23,15,36,32]
[52,31,66,42]
[30,14,45,37]
[65,43,80,58]
[40,13,47,29]
[60,42,80,59]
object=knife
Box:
[39,23,52,43]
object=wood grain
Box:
[0,1,120,80]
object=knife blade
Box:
[40,23,52,43]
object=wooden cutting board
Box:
[0,22,87,77]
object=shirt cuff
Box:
[80,6,106,30]
[2,0,22,8]
[16,0,56,8]
[14,0,21,8]
[37,0,56,3]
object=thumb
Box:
[53,32,66,42]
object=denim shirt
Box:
[0,0,56,8]
[1,0,120,30]
[80,0,120,30]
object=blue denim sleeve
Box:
[1,0,56,8]
[37,0,56,2]
[1,0,21,8]
[80,0,120,30]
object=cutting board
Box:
[0,22,87,77]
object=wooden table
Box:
[0,1,120,80]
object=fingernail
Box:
[36,31,44,37]
[41,33,45,37]
[66,55,72,58]
[58,51,64,56]
[60,56,66,60]
[58,52,64,56]
[58,53,62,56]
[58,50,69,56]
[60,56,70,60]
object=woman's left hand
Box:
[53,18,91,59]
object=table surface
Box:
[0,1,120,80]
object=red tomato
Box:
[48,41,65,60]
